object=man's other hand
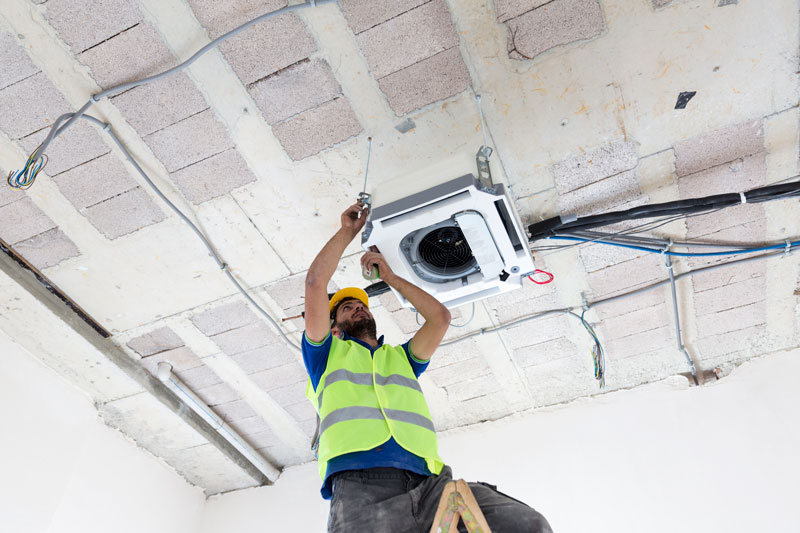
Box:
[341,201,368,237]
[361,250,394,282]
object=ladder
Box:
[430,479,492,533]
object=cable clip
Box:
[739,191,747,205]
[102,123,111,132]
[661,239,673,255]
[784,240,792,256]
[220,262,229,271]
[90,94,100,103]
[358,191,371,209]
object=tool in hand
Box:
[362,245,380,281]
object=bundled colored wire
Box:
[580,309,605,389]
[7,146,47,190]
[545,235,799,257]
[9,0,337,192]
[528,178,800,242]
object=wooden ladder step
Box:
[430,479,492,533]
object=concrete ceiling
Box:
[1,0,799,495]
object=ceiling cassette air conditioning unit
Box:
[361,173,534,310]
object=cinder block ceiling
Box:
[1,0,798,495]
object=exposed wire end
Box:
[17,1,334,191]
[581,309,605,389]
[8,147,48,190]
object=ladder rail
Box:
[430,480,492,533]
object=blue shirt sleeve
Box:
[302,331,332,391]
[401,340,430,378]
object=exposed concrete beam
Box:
[170,318,314,462]
[0,244,274,486]
[298,2,396,134]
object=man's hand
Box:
[360,250,394,282]
[361,250,450,361]
[305,201,369,343]
[341,201,369,238]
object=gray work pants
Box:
[327,466,553,533]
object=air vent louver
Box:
[401,221,479,283]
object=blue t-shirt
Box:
[302,330,432,500]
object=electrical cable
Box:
[441,305,608,387]
[527,178,800,241]
[530,212,695,253]
[357,136,373,208]
[415,304,477,329]
[665,253,698,385]
[580,309,605,388]
[530,205,732,256]
[561,229,756,249]
[441,248,787,347]
[7,146,47,190]
[449,302,475,328]
[440,308,580,347]
[475,94,489,149]
[545,235,800,257]
[11,0,337,189]
[11,0,794,375]
[57,112,302,352]
[6,1,338,352]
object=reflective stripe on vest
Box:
[306,336,444,480]
[319,406,435,435]
[317,369,423,410]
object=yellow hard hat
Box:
[329,287,369,315]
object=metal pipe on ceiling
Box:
[156,362,280,482]
[665,253,699,386]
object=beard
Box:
[335,315,377,341]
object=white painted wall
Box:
[0,331,205,533]
[199,349,800,533]
[3,324,796,533]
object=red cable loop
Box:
[528,269,554,285]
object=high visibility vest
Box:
[306,335,444,480]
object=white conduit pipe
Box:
[156,362,279,482]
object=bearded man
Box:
[303,201,552,532]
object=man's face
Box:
[334,298,376,340]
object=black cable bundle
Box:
[527,180,800,242]
[364,281,390,297]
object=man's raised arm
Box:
[360,251,451,361]
[304,202,368,343]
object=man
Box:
[303,201,552,532]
